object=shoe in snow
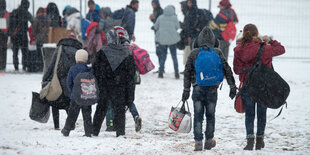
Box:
[244,138,254,150]
[194,141,203,151]
[135,116,142,132]
[204,137,216,150]
[61,129,70,137]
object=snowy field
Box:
[1,0,310,154]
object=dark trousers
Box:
[12,36,28,70]
[63,101,93,135]
[219,40,230,61]
[0,33,8,70]
[52,107,68,129]
[93,100,108,135]
[93,98,127,136]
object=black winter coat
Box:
[183,26,235,90]
[8,6,33,39]
[42,38,82,108]
[93,44,136,108]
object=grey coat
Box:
[154,5,180,45]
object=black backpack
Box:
[73,72,99,106]
[242,44,290,109]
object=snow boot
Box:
[175,72,180,79]
[158,72,164,78]
[194,141,203,151]
[61,129,70,137]
[204,137,216,150]
[255,137,265,150]
[135,116,142,132]
[243,138,255,150]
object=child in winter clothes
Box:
[61,49,94,137]
[182,26,236,151]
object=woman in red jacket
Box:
[233,24,285,150]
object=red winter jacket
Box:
[233,39,285,81]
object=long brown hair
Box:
[241,24,262,47]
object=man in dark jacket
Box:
[122,0,139,41]
[209,0,238,60]
[149,0,163,73]
[182,26,236,151]
[0,0,9,71]
[42,38,83,130]
[8,0,33,71]
[93,27,136,137]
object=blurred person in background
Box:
[8,0,33,71]
[122,0,139,42]
[149,0,163,73]
[32,7,50,65]
[86,0,101,23]
[0,0,9,72]
[46,2,62,27]
[153,5,180,79]
[209,0,238,60]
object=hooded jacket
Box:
[150,0,163,24]
[154,5,180,45]
[46,3,62,27]
[42,38,83,100]
[233,39,285,81]
[93,34,136,107]
[183,0,198,38]
[8,0,33,38]
[183,26,235,90]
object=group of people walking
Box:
[1,0,287,152]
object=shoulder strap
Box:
[255,43,265,64]
[53,46,62,75]
[218,13,228,21]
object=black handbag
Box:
[29,92,50,123]
[244,44,290,109]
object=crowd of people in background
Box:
[0,0,287,152]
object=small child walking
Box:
[61,49,94,137]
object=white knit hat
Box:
[75,49,88,63]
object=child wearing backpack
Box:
[182,26,236,151]
[61,49,95,137]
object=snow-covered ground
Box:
[1,0,310,154]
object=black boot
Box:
[255,137,265,150]
[175,72,180,79]
[243,138,254,150]
[158,72,164,78]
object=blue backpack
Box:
[195,47,224,86]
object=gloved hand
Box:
[229,86,237,99]
[182,90,190,102]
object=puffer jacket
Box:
[154,5,180,45]
[233,39,285,81]
[183,26,235,90]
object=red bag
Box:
[218,12,236,42]
[235,74,245,113]
[132,43,155,75]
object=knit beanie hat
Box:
[219,0,231,8]
[75,49,88,63]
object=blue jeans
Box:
[130,103,139,119]
[158,44,179,73]
[242,91,267,138]
[192,86,218,141]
